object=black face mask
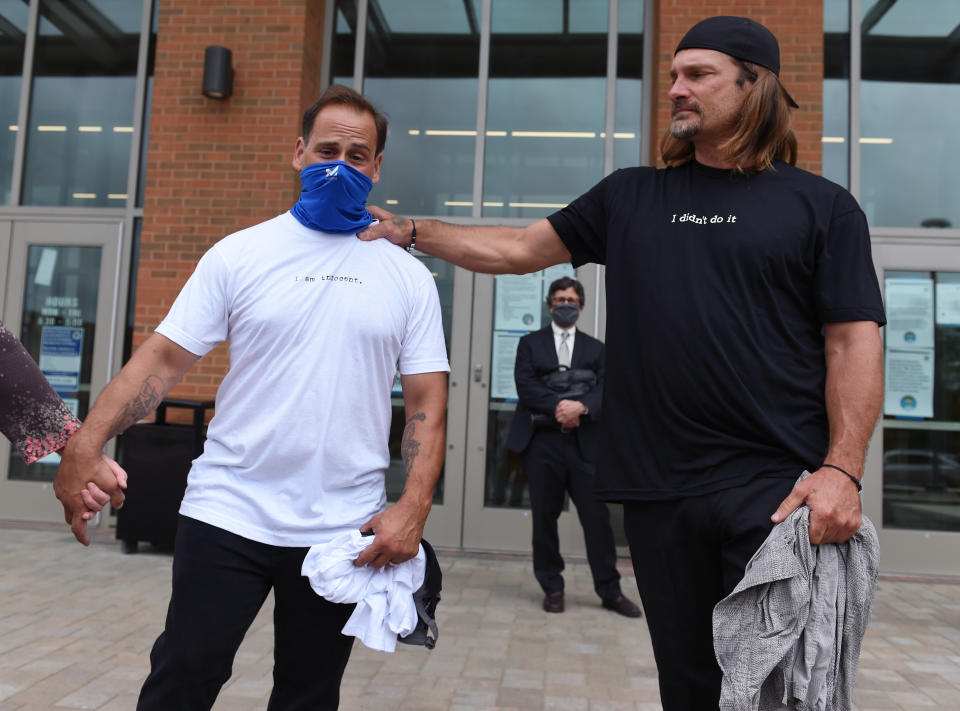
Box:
[551,303,580,328]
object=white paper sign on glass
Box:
[935,282,960,326]
[494,273,542,331]
[884,277,935,349]
[883,348,934,418]
[491,331,523,400]
[39,326,84,393]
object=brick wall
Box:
[136,0,326,409]
[653,0,824,173]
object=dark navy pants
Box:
[623,475,797,711]
[137,516,355,711]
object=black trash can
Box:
[115,398,214,553]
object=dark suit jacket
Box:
[506,326,604,460]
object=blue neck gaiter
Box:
[290,160,374,235]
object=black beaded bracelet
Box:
[406,219,417,253]
[821,463,862,492]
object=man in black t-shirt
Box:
[360,16,885,710]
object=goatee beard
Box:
[670,101,702,139]
[670,118,701,139]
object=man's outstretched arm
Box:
[772,320,883,543]
[358,206,571,275]
[55,332,200,545]
[355,371,448,568]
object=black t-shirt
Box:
[547,160,886,500]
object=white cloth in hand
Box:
[301,530,426,652]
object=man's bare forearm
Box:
[66,333,199,454]
[405,218,532,274]
[822,321,884,477]
[362,208,572,274]
[396,372,448,515]
[398,409,444,512]
[107,374,167,440]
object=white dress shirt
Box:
[551,321,577,361]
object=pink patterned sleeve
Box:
[0,321,82,464]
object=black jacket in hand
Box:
[506,326,604,461]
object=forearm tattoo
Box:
[110,374,166,438]
[401,412,427,477]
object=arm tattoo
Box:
[401,412,427,477]
[109,374,166,438]
[391,216,405,228]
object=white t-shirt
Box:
[155,211,450,547]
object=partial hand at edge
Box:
[79,455,128,518]
[353,497,429,569]
[770,466,863,544]
[357,205,414,248]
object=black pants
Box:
[137,516,356,711]
[622,476,796,711]
[524,428,621,600]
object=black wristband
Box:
[821,463,862,492]
[406,219,417,252]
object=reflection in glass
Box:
[375,0,481,34]
[882,269,960,532]
[614,0,644,171]
[9,245,102,482]
[137,1,158,207]
[329,0,356,88]
[860,0,960,227]
[0,0,28,204]
[822,0,849,187]
[484,268,572,510]
[22,0,142,206]
[483,0,608,219]
[363,1,479,217]
[385,256,455,504]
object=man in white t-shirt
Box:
[54,85,450,710]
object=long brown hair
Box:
[660,61,797,174]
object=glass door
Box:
[866,238,960,575]
[0,221,9,313]
[0,220,121,521]
[383,256,473,548]
[461,266,608,553]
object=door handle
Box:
[473,363,483,382]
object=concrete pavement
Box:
[0,522,958,710]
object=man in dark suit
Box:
[507,277,641,618]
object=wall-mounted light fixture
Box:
[202,46,234,99]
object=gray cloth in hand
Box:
[713,472,879,710]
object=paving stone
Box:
[0,526,957,710]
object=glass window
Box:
[483,0,608,219]
[822,0,849,188]
[385,256,454,504]
[0,0,28,204]
[8,245,102,482]
[484,265,574,509]
[882,270,960,532]
[860,0,960,227]
[364,1,480,217]
[21,0,143,207]
[136,2,157,207]
[375,0,480,34]
[329,0,357,87]
[614,0,643,170]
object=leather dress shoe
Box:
[601,595,642,618]
[542,592,564,613]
